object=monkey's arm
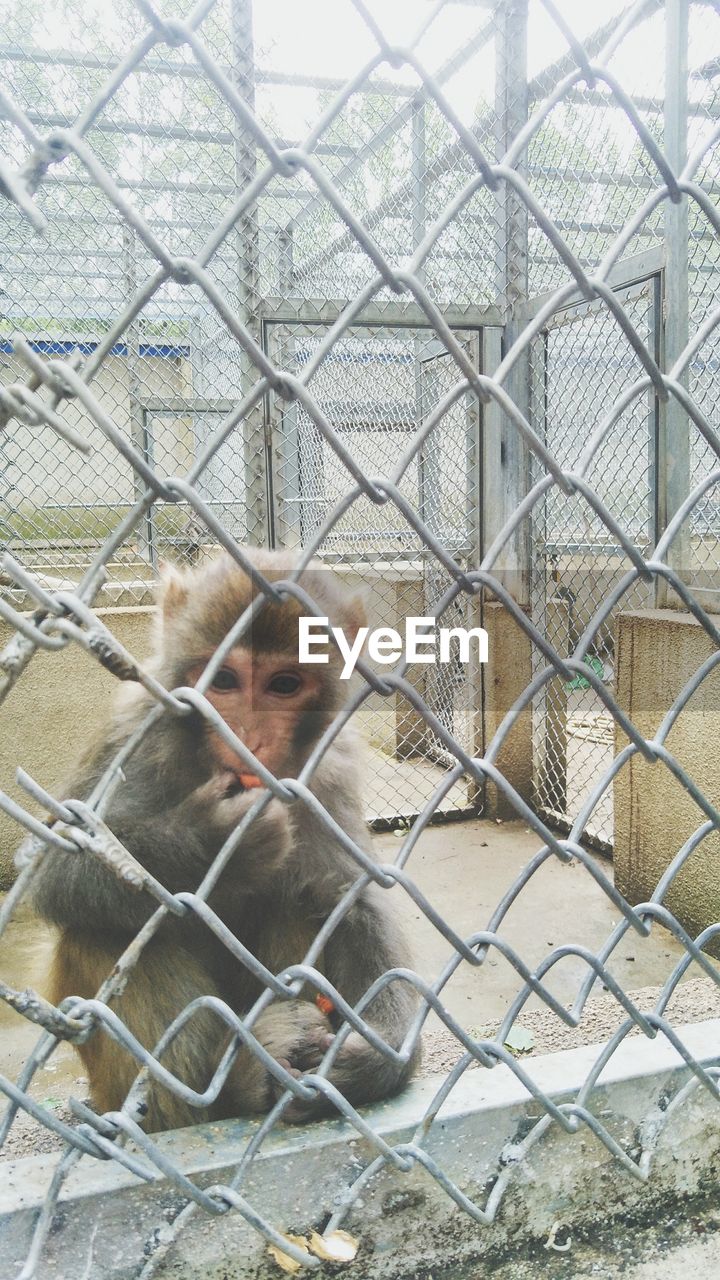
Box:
[321,886,419,1097]
[251,743,420,1117]
[32,777,291,936]
[32,797,219,936]
[261,884,419,1122]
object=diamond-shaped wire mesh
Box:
[1,0,720,1276]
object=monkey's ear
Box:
[157,561,190,619]
[342,591,367,642]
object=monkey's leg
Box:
[49,931,283,1132]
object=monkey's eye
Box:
[210,668,239,691]
[267,672,302,696]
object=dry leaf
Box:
[266,1245,300,1274]
[266,1234,310,1273]
[307,1230,359,1263]
[504,1026,535,1055]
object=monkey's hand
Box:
[272,891,421,1121]
[186,773,293,904]
[279,1026,416,1123]
[185,772,290,840]
[234,1000,335,1115]
[246,1000,415,1124]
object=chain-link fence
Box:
[1,0,720,1275]
[2,0,717,834]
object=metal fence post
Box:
[658,0,690,602]
[230,0,269,546]
[485,0,530,608]
[411,94,427,275]
[121,223,156,567]
[3,2,720,1270]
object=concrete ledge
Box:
[3,1020,720,1278]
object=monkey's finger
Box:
[194,771,238,801]
[275,1057,299,1075]
[289,1032,335,1072]
[279,1092,328,1124]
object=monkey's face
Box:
[158,552,365,784]
[187,648,330,784]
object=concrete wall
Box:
[483,601,533,818]
[0,608,156,885]
[614,609,720,934]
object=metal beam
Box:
[23,171,306,199]
[561,86,719,121]
[0,44,417,96]
[230,0,268,547]
[2,108,358,155]
[261,298,502,328]
[524,246,665,319]
[487,0,530,608]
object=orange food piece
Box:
[315,994,335,1017]
[238,773,263,789]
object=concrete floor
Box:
[477,1200,720,1280]
[375,817,689,1031]
[366,751,474,823]
[365,688,616,841]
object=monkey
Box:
[28,550,419,1132]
